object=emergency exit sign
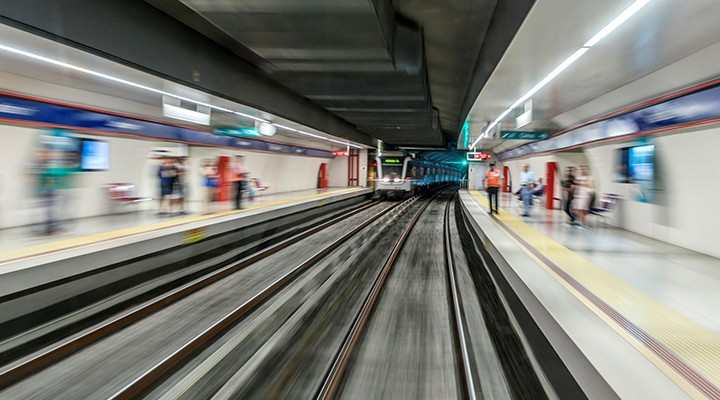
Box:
[466,152,491,161]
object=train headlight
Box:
[382,177,390,183]
[393,178,402,183]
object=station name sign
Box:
[466,152,492,161]
[500,130,549,140]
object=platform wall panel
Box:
[0,123,342,228]
[584,124,720,259]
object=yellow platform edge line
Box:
[468,190,720,398]
[0,188,361,264]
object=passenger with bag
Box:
[201,159,219,212]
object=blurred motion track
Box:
[0,189,541,399]
[317,191,440,399]
[319,189,477,400]
[443,192,477,400]
[0,199,397,398]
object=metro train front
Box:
[376,156,412,197]
[375,155,461,198]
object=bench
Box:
[107,183,152,210]
[589,193,619,227]
[246,178,269,200]
[249,178,269,192]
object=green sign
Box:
[500,130,549,140]
[214,127,260,137]
[383,158,401,164]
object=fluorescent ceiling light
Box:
[0,43,268,123]
[471,47,588,148]
[514,48,589,108]
[271,123,363,148]
[584,0,651,47]
[470,0,652,149]
[0,42,365,149]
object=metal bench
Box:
[107,183,152,210]
[589,193,619,227]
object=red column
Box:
[502,166,511,192]
[546,161,557,209]
[216,155,231,201]
[318,163,329,188]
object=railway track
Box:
[0,198,407,399]
[317,189,479,399]
[165,188,482,400]
[0,187,538,399]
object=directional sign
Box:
[500,130,549,140]
[214,127,260,137]
[466,152,491,161]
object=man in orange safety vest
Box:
[485,161,502,214]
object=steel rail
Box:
[316,192,439,400]
[0,200,381,391]
[106,198,410,400]
[444,191,477,400]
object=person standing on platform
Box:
[519,163,535,217]
[173,157,188,215]
[231,154,249,210]
[561,166,577,224]
[485,161,502,214]
[201,159,219,212]
[573,165,594,228]
[157,158,176,215]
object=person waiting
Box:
[561,167,577,224]
[485,161,502,214]
[532,178,545,197]
[572,165,594,228]
[519,163,535,217]
[230,154,249,209]
[201,159,219,212]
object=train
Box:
[375,154,463,198]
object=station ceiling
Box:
[145,0,535,148]
[465,0,720,155]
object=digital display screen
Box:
[615,144,654,183]
[629,144,654,182]
[382,158,402,164]
[81,139,110,171]
[615,147,631,183]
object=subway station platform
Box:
[0,187,371,354]
[0,187,370,307]
[0,186,372,365]
[0,187,367,264]
[460,190,720,399]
